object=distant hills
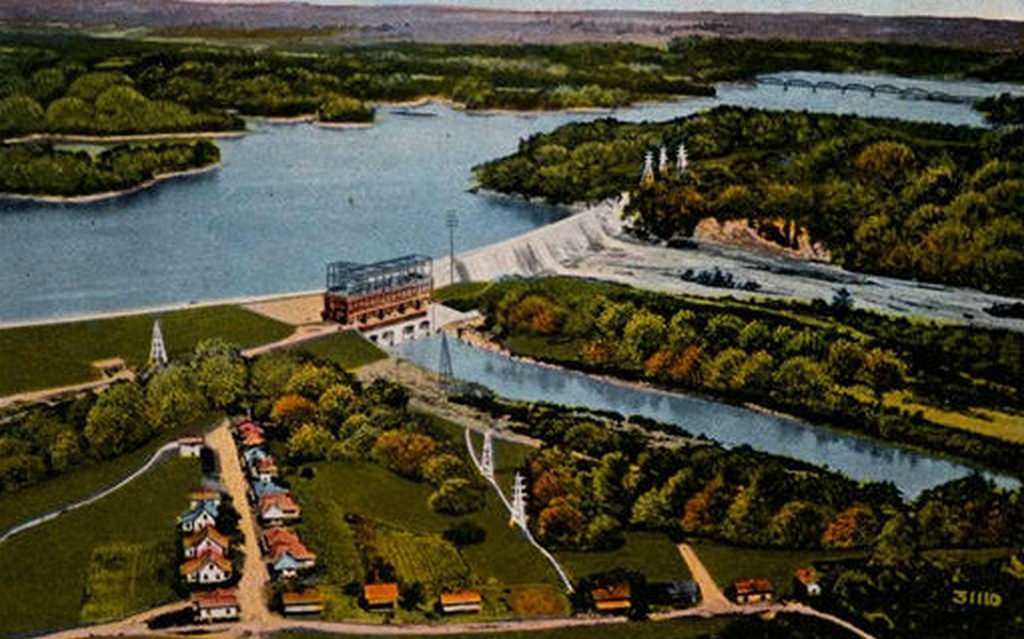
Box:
[1,0,1023,49]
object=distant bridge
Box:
[756,76,980,105]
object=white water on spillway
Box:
[396,336,1019,498]
[0,71,1015,323]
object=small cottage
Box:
[259,493,301,525]
[666,580,701,607]
[592,583,631,614]
[177,502,219,533]
[183,527,230,559]
[363,582,399,611]
[178,436,204,458]
[794,567,822,598]
[440,589,483,614]
[242,447,268,467]
[251,456,280,483]
[188,488,222,510]
[192,588,240,623]
[732,578,774,604]
[282,589,326,616]
[181,552,233,585]
[268,535,317,579]
[250,479,288,503]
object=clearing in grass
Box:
[559,531,690,583]
[80,542,174,623]
[0,305,291,396]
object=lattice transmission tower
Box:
[480,428,495,481]
[510,472,528,529]
[149,319,168,368]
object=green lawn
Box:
[291,460,559,588]
[0,458,200,635]
[270,617,733,639]
[559,532,690,583]
[0,305,291,396]
[297,330,388,370]
[0,411,220,533]
[690,540,867,599]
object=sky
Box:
[219,1,1024,21]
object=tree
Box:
[827,340,868,385]
[730,350,774,392]
[767,501,827,548]
[364,378,409,410]
[251,352,299,399]
[285,363,342,400]
[505,294,564,335]
[704,314,745,351]
[0,437,46,491]
[773,356,832,400]
[193,339,247,409]
[49,429,83,473]
[0,95,45,136]
[596,301,636,339]
[428,478,486,515]
[585,513,624,550]
[84,382,148,457]
[858,348,908,392]
[271,394,318,432]
[821,504,881,549]
[701,347,747,391]
[146,365,206,431]
[537,496,585,547]
[422,453,469,486]
[318,384,358,428]
[667,309,697,348]
[287,423,335,461]
[738,320,772,351]
[371,430,436,478]
[871,512,918,567]
[621,309,667,364]
[592,452,630,518]
[631,486,672,528]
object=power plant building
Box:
[322,255,434,346]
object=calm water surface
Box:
[396,337,1018,497]
[0,72,1013,323]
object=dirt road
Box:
[207,422,273,624]
[676,543,734,613]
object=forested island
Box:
[3,30,1024,140]
[440,277,1024,474]
[475,107,1024,296]
[0,141,219,200]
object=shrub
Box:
[422,453,469,486]
[428,478,486,515]
[287,423,335,461]
[442,521,487,547]
[372,430,436,478]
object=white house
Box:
[181,552,233,585]
[178,436,204,458]
[183,527,230,559]
[178,502,219,533]
[192,588,240,623]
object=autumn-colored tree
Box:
[681,476,721,533]
[532,469,571,507]
[581,339,616,366]
[271,393,318,432]
[537,496,585,547]
[644,349,675,379]
[668,345,703,385]
[371,430,436,479]
[506,294,564,335]
[821,503,881,549]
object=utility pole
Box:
[445,210,459,286]
[149,319,168,368]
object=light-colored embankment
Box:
[433,197,625,287]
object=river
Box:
[395,336,1017,497]
[1,71,1017,323]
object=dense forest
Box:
[977,92,1024,126]
[2,30,1023,139]
[441,277,1024,474]
[475,107,1024,296]
[0,141,219,198]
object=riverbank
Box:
[0,162,221,205]
[3,130,246,145]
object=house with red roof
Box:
[259,493,301,525]
[183,527,230,559]
[181,551,233,585]
[192,588,240,623]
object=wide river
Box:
[2,71,1019,324]
[396,336,1017,497]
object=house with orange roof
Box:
[591,583,631,614]
[192,588,240,622]
[241,431,265,448]
[259,493,301,525]
[440,589,482,614]
[260,527,303,553]
[363,582,399,611]
[794,567,822,598]
[732,578,774,604]
[282,588,326,616]
[251,456,280,483]
[268,537,317,579]
[181,551,233,585]
[183,527,230,559]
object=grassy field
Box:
[559,532,690,583]
[0,305,291,396]
[0,458,199,635]
[885,390,1024,444]
[292,461,558,587]
[691,540,866,599]
[0,411,220,532]
[378,529,470,587]
[297,330,388,370]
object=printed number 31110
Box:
[952,590,1003,607]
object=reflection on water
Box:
[0,71,1014,322]
[395,336,1018,498]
